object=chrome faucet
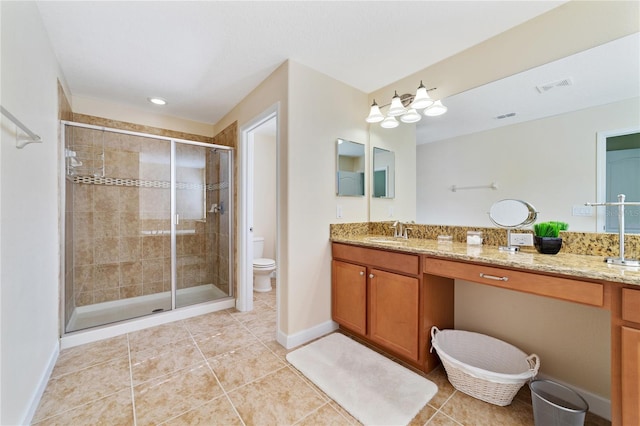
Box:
[586,194,640,267]
[390,221,412,239]
[390,221,402,238]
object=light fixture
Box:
[365,99,384,123]
[365,81,447,129]
[423,100,448,116]
[410,81,434,110]
[147,97,167,105]
[380,115,399,129]
[400,108,421,123]
[387,91,407,117]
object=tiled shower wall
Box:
[66,125,229,309]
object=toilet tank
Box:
[253,237,264,259]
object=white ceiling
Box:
[416,32,640,144]
[36,1,565,125]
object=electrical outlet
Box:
[510,233,534,246]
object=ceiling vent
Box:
[495,112,516,120]
[536,77,573,93]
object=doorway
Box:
[597,128,640,233]
[239,105,279,313]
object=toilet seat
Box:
[253,258,275,269]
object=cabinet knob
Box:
[369,273,374,279]
[359,271,364,276]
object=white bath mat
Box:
[286,333,437,426]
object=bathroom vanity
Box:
[330,236,640,426]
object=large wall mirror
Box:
[372,147,395,198]
[336,138,365,197]
[382,32,639,232]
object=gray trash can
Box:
[530,380,589,426]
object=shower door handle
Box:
[175,214,180,225]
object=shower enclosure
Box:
[62,122,233,333]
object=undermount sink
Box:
[364,237,407,245]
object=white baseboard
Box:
[535,373,611,421]
[277,320,338,350]
[23,340,59,425]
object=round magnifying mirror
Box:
[489,199,537,228]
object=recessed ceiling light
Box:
[147,97,167,105]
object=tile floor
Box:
[33,286,611,425]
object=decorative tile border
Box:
[70,174,228,191]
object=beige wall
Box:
[72,95,214,138]
[455,281,611,398]
[287,61,369,337]
[369,123,416,221]
[213,62,291,332]
[253,132,277,260]
[0,2,63,423]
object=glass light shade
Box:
[365,101,384,123]
[400,108,421,123]
[387,92,407,117]
[380,115,399,129]
[424,100,448,116]
[410,86,434,109]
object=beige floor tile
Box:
[228,366,325,425]
[127,321,191,354]
[425,366,456,409]
[182,310,238,335]
[262,338,290,360]
[425,411,463,426]
[32,389,133,426]
[193,322,260,358]
[440,391,534,426]
[33,356,131,422]
[294,402,355,425]
[51,335,129,378]
[408,403,438,426]
[327,401,359,424]
[243,315,277,342]
[162,395,243,425]
[134,363,223,426]
[130,338,206,385]
[229,301,274,323]
[207,342,285,392]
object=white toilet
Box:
[253,237,276,292]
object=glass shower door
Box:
[174,143,232,308]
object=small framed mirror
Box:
[373,147,395,198]
[336,139,365,196]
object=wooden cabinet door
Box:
[332,260,367,335]
[622,326,640,426]
[369,268,419,361]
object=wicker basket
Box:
[430,326,540,406]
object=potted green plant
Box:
[533,221,569,254]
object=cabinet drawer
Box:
[623,288,640,323]
[424,257,604,307]
[332,243,420,276]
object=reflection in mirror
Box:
[409,33,639,232]
[373,147,395,198]
[336,139,365,196]
[597,130,640,233]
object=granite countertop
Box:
[331,235,640,286]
